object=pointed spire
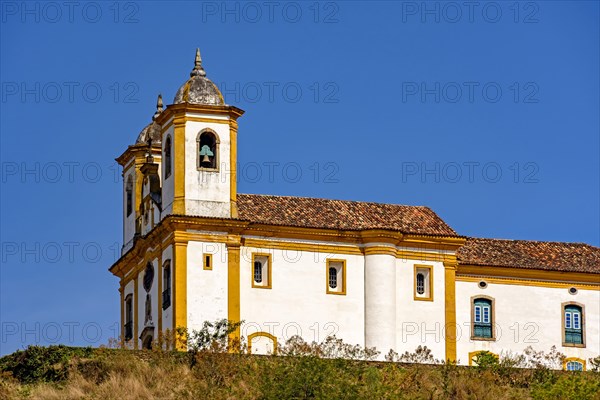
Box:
[152,94,163,120]
[190,48,206,77]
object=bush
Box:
[0,345,93,384]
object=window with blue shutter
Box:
[564,305,583,344]
[473,298,493,339]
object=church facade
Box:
[109,50,600,370]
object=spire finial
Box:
[190,48,206,77]
[152,94,163,120]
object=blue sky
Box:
[0,1,598,355]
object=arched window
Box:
[416,273,425,294]
[563,303,584,346]
[125,176,133,216]
[253,261,263,283]
[162,260,171,309]
[197,130,219,170]
[328,267,338,289]
[124,294,133,341]
[472,297,493,339]
[164,136,172,178]
[565,358,585,371]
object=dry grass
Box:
[1,339,599,400]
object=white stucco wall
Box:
[455,280,600,366]
[364,252,396,355]
[396,258,447,360]
[239,244,366,350]
[186,239,229,332]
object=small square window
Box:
[252,254,271,289]
[414,265,433,301]
[203,253,213,270]
[326,260,346,295]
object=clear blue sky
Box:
[1,1,598,355]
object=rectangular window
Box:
[563,304,584,347]
[326,259,346,295]
[124,294,133,341]
[252,253,271,289]
[203,253,212,270]
[162,261,171,310]
[472,297,494,340]
[414,265,433,301]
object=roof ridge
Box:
[466,236,597,248]
[237,193,430,209]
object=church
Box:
[109,49,599,370]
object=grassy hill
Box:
[1,342,599,400]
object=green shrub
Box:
[531,373,600,400]
[0,345,93,384]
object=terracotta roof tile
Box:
[457,237,600,274]
[236,194,458,236]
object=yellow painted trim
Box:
[248,331,278,354]
[364,246,397,257]
[456,275,600,291]
[133,275,139,350]
[326,259,347,295]
[444,262,457,362]
[185,116,230,125]
[243,238,362,256]
[227,243,241,344]
[172,241,188,350]
[172,120,186,214]
[458,265,600,286]
[468,350,499,366]
[203,253,213,270]
[414,264,434,301]
[251,253,272,289]
[564,357,587,371]
[230,120,238,218]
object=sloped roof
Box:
[236,194,458,236]
[457,237,600,274]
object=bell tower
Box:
[156,49,244,218]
